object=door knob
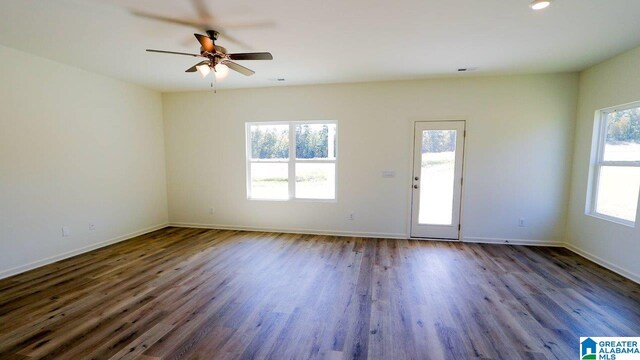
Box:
[413,185,419,189]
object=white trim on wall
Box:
[169,222,407,239]
[564,243,640,284]
[170,222,563,246]
[404,118,470,240]
[2,223,638,285]
[245,120,338,202]
[171,224,636,284]
[461,236,564,247]
[585,101,640,227]
[0,223,169,280]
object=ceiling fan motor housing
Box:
[206,30,220,40]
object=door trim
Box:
[407,119,467,240]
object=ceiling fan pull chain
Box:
[211,69,217,93]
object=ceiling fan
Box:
[131,0,275,50]
[146,30,273,78]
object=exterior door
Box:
[411,121,465,239]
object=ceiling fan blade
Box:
[219,31,254,50]
[194,33,215,53]
[132,11,207,29]
[228,52,273,61]
[191,0,213,21]
[146,49,201,57]
[133,10,274,31]
[186,61,209,73]
[215,21,276,30]
[223,61,255,76]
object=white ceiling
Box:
[1,0,640,92]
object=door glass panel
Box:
[419,130,457,225]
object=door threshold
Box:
[409,236,461,242]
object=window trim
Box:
[245,120,338,202]
[586,102,640,227]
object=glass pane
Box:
[419,130,457,225]
[604,107,640,161]
[250,163,289,199]
[595,166,640,222]
[295,163,335,199]
[295,123,337,159]
[249,124,289,159]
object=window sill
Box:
[586,212,636,228]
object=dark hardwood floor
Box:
[0,227,638,359]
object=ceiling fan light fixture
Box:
[215,64,230,80]
[530,0,551,10]
[196,63,212,78]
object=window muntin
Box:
[247,122,337,200]
[588,104,640,225]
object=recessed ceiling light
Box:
[530,0,551,10]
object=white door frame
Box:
[408,120,467,240]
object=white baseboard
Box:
[3,222,637,286]
[170,223,566,247]
[564,243,640,285]
[462,236,564,247]
[169,222,408,239]
[0,223,169,280]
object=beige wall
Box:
[163,74,578,243]
[566,46,640,282]
[7,38,637,283]
[0,45,168,277]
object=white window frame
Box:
[245,120,337,201]
[586,102,640,227]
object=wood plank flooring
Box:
[0,227,638,359]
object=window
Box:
[587,103,640,225]
[246,121,337,200]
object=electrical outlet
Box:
[518,218,525,227]
[348,212,355,221]
[62,226,71,237]
[89,223,96,231]
[209,207,215,215]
